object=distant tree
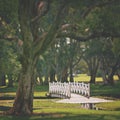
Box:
[0,40,21,87]
[83,39,102,83]
[99,38,120,85]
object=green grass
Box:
[74,74,119,82]
[1,100,120,120]
[74,74,103,82]
[96,101,120,111]
[74,74,91,82]
[91,81,120,99]
[0,74,120,120]
[0,99,120,120]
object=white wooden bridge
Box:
[49,82,112,109]
[49,82,90,98]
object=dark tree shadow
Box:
[0,106,11,111]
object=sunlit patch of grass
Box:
[34,92,47,97]
[96,101,120,111]
[74,74,119,83]
[33,99,120,115]
[0,92,16,98]
[32,100,120,120]
[74,74,90,82]
[74,74,103,82]
[33,99,81,112]
[114,75,119,80]
[0,86,6,89]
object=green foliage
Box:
[0,0,18,23]
[0,40,21,84]
[83,4,120,34]
[84,39,103,58]
[100,6,120,33]
[112,38,120,56]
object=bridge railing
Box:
[70,82,90,98]
[49,82,90,98]
[49,82,71,98]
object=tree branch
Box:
[57,31,120,42]
[0,35,18,41]
[33,2,69,57]
[57,32,94,42]
[81,0,119,18]
[31,0,50,23]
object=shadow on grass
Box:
[0,96,56,101]
[91,81,120,99]
[115,108,120,111]
[0,106,11,111]
[0,97,14,100]
[0,113,120,120]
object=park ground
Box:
[0,74,120,120]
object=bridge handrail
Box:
[49,82,90,98]
[70,82,90,98]
[49,82,71,98]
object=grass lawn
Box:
[0,74,120,120]
[74,74,119,82]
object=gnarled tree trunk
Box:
[7,0,37,115]
[85,56,99,84]
[9,65,35,115]
[6,0,68,115]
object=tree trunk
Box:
[107,68,115,85]
[8,63,35,115]
[61,67,68,82]
[37,74,43,85]
[100,59,108,84]
[90,73,96,84]
[69,63,74,82]
[107,58,119,85]
[6,0,68,115]
[86,57,99,84]
[50,69,56,82]
[8,74,13,87]
[0,73,6,86]
[117,73,120,80]
[108,74,114,85]
[44,75,49,85]
[101,70,108,85]
[6,0,36,115]
[117,74,120,80]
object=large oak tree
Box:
[7,0,70,115]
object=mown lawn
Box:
[74,74,119,82]
[0,105,120,120]
[0,74,120,120]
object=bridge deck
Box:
[57,93,113,104]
